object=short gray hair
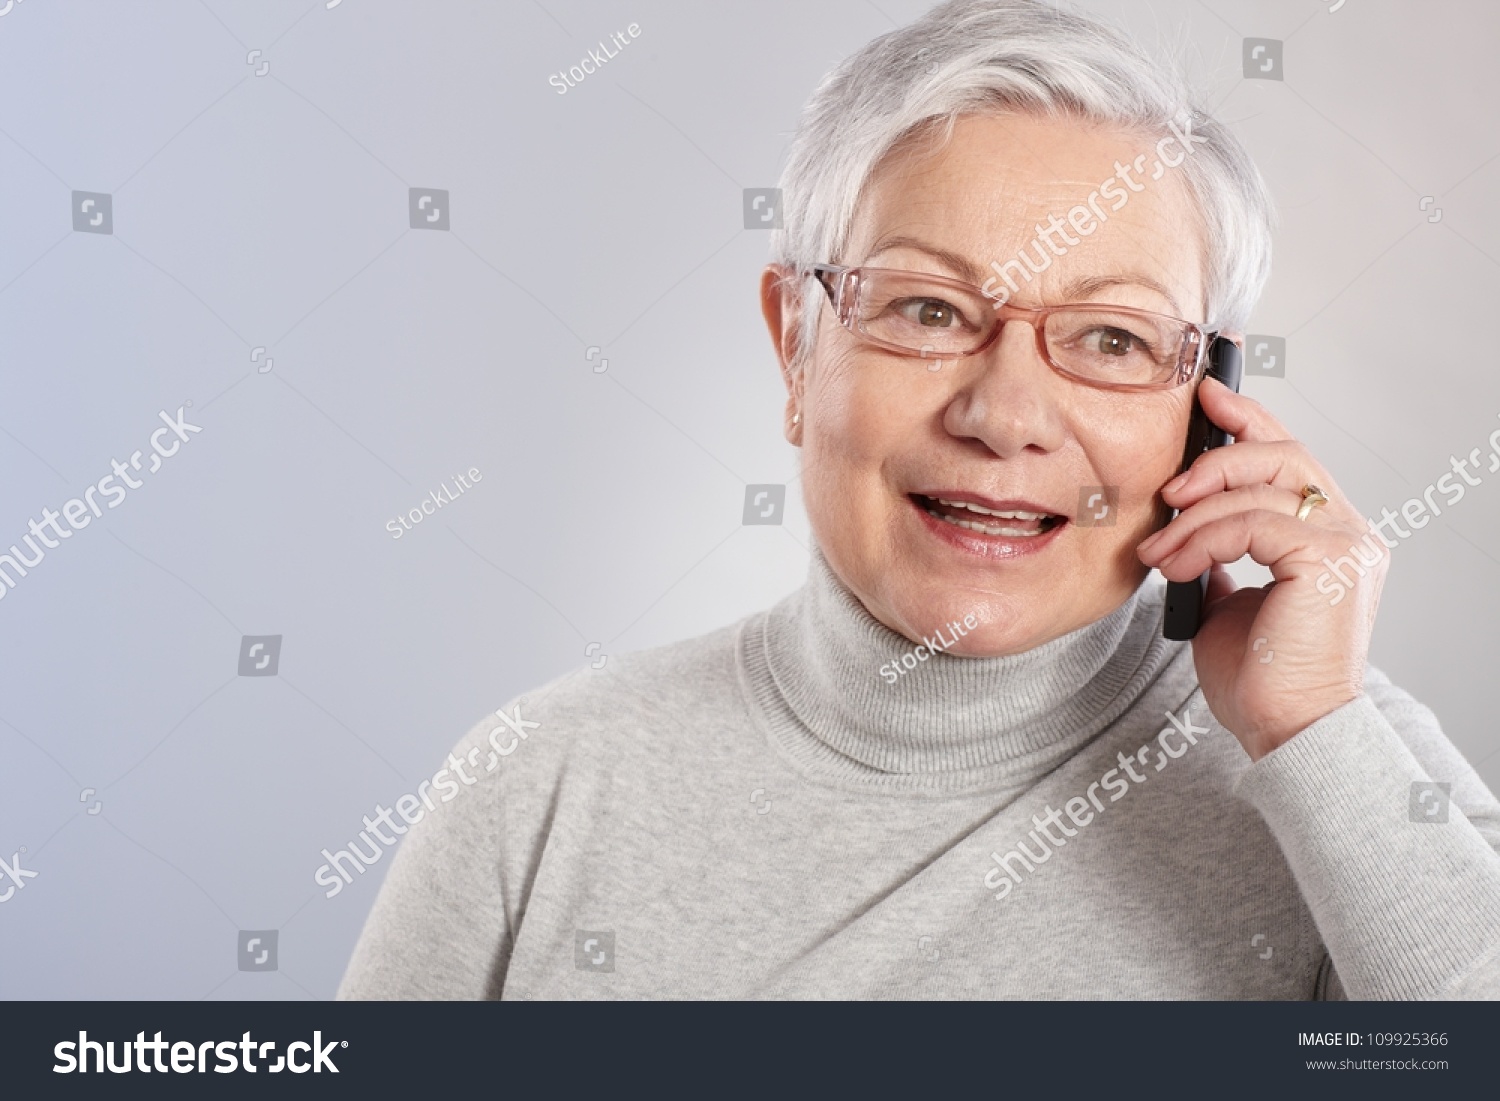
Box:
[771,0,1275,368]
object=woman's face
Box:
[764,112,1210,656]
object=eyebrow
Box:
[1058,274,1184,319]
[862,236,1186,318]
[864,236,986,285]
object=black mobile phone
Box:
[1161,336,1243,641]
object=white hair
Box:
[771,0,1275,368]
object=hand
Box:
[1136,377,1387,761]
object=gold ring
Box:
[1295,483,1329,522]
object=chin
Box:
[901,565,1143,656]
[947,625,1045,659]
[951,607,1059,657]
[888,582,1039,657]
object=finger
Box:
[1140,483,1317,563]
[1154,509,1385,584]
[1161,440,1345,515]
[1196,375,1295,445]
[1203,560,1238,608]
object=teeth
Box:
[934,497,1049,521]
[925,507,1048,537]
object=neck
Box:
[744,546,1175,793]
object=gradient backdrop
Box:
[0,0,1496,999]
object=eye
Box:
[897,297,964,328]
[1083,326,1151,356]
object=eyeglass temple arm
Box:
[808,264,843,302]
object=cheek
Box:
[805,352,915,479]
[1082,393,1195,499]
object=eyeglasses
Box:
[809,263,1212,391]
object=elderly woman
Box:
[340,0,1500,999]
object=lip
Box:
[911,489,1067,519]
[908,490,1068,561]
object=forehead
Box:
[845,112,1207,319]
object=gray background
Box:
[0,0,1495,999]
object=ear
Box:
[760,264,807,444]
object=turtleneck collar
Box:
[741,546,1179,795]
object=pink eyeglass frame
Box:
[809,263,1213,391]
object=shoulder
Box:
[448,612,760,789]
[384,612,764,874]
[503,613,750,732]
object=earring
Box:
[792,412,801,426]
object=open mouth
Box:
[911,494,1065,538]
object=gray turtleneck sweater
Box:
[338,551,1500,999]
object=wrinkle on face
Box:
[794,111,1210,655]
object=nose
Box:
[940,316,1068,459]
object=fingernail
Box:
[1164,472,1190,494]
